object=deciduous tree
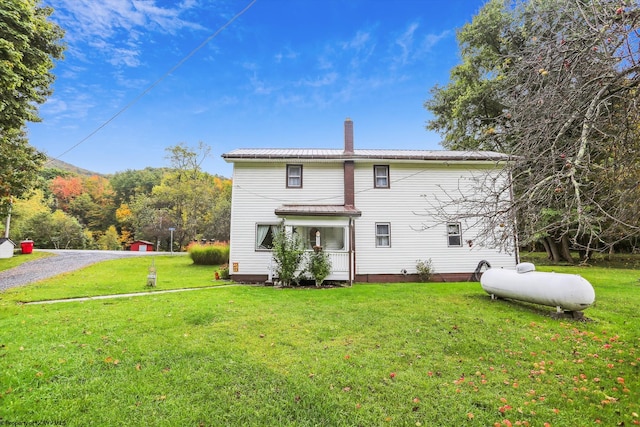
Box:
[425,0,640,262]
[50,176,83,211]
[0,0,65,216]
[23,210,86,249]
[151,142,216,248]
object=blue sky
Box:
[30,0,488,178]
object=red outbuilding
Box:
[130,240,155,252]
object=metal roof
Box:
[275,204,362,217]
[222,148,511,162]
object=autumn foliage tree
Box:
[9,142,232,251]
[50,176,83,210]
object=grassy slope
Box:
[0,261,638,426]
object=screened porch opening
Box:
[299,226,345,250]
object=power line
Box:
[47,0,257,164]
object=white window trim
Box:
[287,164,303,188]
[256,223,279,251]
[375,222,391,248]
[447,222,462,247]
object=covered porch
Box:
[274,204,361,283]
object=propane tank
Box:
[480,263,595,312]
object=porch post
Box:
[349,217,356,286]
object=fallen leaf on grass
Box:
[104,356,119,365]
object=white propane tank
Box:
[480,263,595,312]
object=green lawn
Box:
[0,259,638,426]
[2,254,225,303]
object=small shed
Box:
[130,240,155,252]
[0,238,16,259]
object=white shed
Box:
[0,238,16,259]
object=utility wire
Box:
[47,0,258,164]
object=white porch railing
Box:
[269,250,351,283]
[326,251,349,281]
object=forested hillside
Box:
[2,146,231,251]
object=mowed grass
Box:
[0,260,639,426]
[1,254,224,303]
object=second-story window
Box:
[287,164,303,188]
[374,165,389,188]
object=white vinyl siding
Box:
[353,162,515,276]
[227,156,516,280]
[229,162,344,276]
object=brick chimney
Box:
[344,118,355,207]
[344,117,354,154]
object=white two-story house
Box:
[222,119,518,284]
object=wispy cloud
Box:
[249,72,276,96]
[39,90,97,125]
[340,30,377,69]
[274,46,299,63]
[46,0,204,67]
[394,22,420,66]
[108,47,142,67]
[390,22,451,68]
[420,30,451,52]
[298,72,339,88]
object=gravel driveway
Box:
[0,250,179,291]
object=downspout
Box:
[349,217,356,286]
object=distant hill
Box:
[45,157,104,177]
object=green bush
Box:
[271,225,306,287]
[416,258,434,282]
[307,249,332,286]
[218,263,230,279]
[188,243,230,266]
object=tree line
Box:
[425,0,640,263]
[3,143,231,251]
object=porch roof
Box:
[275,204,362,217]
